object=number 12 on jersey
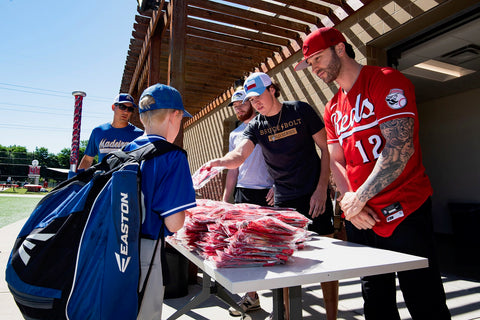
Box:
[354,134,383,163]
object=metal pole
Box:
[69,91,86,177]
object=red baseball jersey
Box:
[324,65,432,237]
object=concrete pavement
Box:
[1,217,479,319]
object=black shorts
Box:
[234,187,270,207]
[276,191,334,236]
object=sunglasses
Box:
[115,103,135,113]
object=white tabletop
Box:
[169,236,428,294]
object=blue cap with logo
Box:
[243,72,272,102]
[114,93,138,108]
[139,83,192,117]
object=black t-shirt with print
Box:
[243,101,325,202]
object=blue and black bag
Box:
[5,139,183,320]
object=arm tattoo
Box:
[357,117,415,203]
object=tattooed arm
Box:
[340,117,415,220]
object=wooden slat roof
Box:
[120,0,372,127]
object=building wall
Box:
[418,87,480,233]
[183,0,479,233]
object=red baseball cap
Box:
[294,27,346,71]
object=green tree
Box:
[34,147,60,168]
[0,145,8,163]
[33,147,49,165]
[57,148,71,168]
[56,140,88,168]
[7,145,29,164]
[0,141,88,170]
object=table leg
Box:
[167,273,212,319]
[211,283,249,319]
[167,273,249,320]
[288,286,302,319]
[271,288,284,320]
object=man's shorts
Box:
[235,187,270,207]
[276,191,334,236]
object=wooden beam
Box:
[225,0,323,26]
[184,91,223,103]
[273,0,344,23]
[186,48,258,66]
[129,38,144,47]
[135,14,151,25]
[148,30,162,85]
[185,78,232,90]
[185,64,246,79]
[128,2,168,94]
[168,0,187,147]
[187,27,282,52]
[183,54,258,70]
[158,53,248,77]
[134,22,148,34]
[187,6,300,40]
[163,28,277,58]
[187,35,275,58]
[168,0,186,91]
[188,17,291,46]
[273,0,334,16]
[162,53,257,73]
[186,41,270,61]
[183,82,227,94]
[128,47,142,55]
[132,30,146,40]
[187,0,309,33]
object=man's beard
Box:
[321,49,341,84]
[237,105,254,122]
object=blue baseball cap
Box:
[243,72,272,102]
[114,93,137,108]
[139,83,192,117]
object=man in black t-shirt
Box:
[205,72,338,320]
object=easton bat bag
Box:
[5,139,183,320]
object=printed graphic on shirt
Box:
[329,94,377,146]
[259,118,302,142]
[385,89,407,109]
[99,138,132,154]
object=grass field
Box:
[0,194,44,228]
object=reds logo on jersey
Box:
[385,89,407,109]
[330,93,378,145]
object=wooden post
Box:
[148,28,162,86]
[168,0,187,147]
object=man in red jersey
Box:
[295,27,451,320]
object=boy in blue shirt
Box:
[122,84,196,320]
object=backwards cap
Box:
[294,27,346,71]
[139,83,192,117]
[243,72,272,101]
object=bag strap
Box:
[137,227,164,306]
[104,139,186,170]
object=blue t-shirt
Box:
[123,135,196,239]
[84,123,143,161]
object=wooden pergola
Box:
[120,0,372,128]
